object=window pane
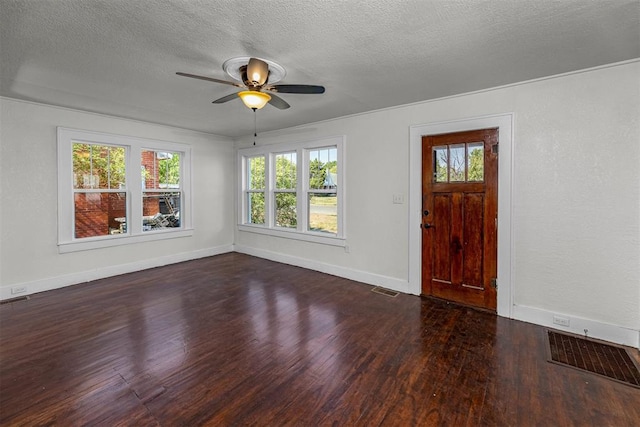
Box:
[467,142,484,182]
[433,146,448,183]
[74,192,126,238]
[309,147,338,190]
[275,152,297,190]
[247,192,265,224]
[309,193,337,234]
[142,150,180,190]
[449,144,466,182]
[247,156,265,190]
[142,191,181,231]
[275,192,297,228]
[73,143,125,189]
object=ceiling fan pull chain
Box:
[253,107,257,145]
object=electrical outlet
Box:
[11,286,27,295]
[552,315,570,327]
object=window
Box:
[274,152,297,229]
[308,147,338,234]
[72,143,127,238]
[58,128,192,252]
[238,136,345,246]
[141,150,181,232]
[245,156,266,225]
[433,142,484,183]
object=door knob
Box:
[422,223,434,229]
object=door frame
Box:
[409,113,514,318]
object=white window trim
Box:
[238,135,346,247]
[243,155,267,227]
[57,127,193,253]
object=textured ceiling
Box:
[1,0,639,138]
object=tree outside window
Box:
[433,143,484,183]
[246,156,265,225]
[274,152,297,228]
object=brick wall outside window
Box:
[74,193,126,238]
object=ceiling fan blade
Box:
[247,58,269,86]
[176,72,243,88]
[212,92,239,104]
[267,93,290,110]
[266,84,325,94]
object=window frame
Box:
[141,149,183,232]
[244,154,267,225]
[433,142,485,183]
[71,142,128,239]
[57,127,193,253]
[238,135,345,247]
[306,145,339,235]
[272,150,298,230]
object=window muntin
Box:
[238,136,344,243]
[433,142,484,183]
[58,128,192,252]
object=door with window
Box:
[421,128,498,311]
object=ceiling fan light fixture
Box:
[223,57,286,83]
[238,90,271,109]
[247,57,269,86]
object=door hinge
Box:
[492,144,499,155]
[490,278,497,289]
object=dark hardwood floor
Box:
[1,253,639,426]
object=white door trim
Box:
[408,113,514,318]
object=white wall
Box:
[235,61,640,347]
[1,61,637,348]
[0,98,236,299]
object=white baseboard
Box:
[233,244,410,294]
[5,244,637,351]
[512,304,640,349]
[235,246,640,350]
[0,244,233,301]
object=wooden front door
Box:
[421,128,498,311]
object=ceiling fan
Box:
[177,57,325,110]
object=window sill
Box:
[238,224,346,247]
[58,229,194,253]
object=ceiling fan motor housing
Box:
[240,65,270,89]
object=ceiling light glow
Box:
[238,91,271,109]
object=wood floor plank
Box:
[1,253,639,426]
